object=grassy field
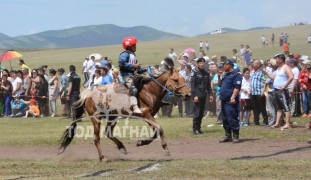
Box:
[1,25,311,179]
[0,115,310,146]
[0,115,311,179]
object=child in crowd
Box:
[11,97,27,117]
[23,99,40,118]
[239,68,252,126]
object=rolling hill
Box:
[0,24,183,49]
[0,33,10,41]
[202,27,272,35]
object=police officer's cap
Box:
[196,57,205,63]
[222,59,234,67]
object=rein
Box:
[148,66,174,97]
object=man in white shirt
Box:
[87,56,96,88]
[287,58,300,116]
[199,41,203,50]
[10,70,24,97]
[205,40,209,51]
[168,48,177,61]
[82,57,89,87]
[261,35,266,47]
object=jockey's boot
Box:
[130,96,142,114]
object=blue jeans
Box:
[301,90,311,114]
[3,94,12,116]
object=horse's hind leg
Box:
[105,118,127,155]
[91,116,108,162]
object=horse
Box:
[58,60,191,161]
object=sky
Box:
[0,0,310,37]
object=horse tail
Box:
[58,121,77,154]
[72,89,89,120]
[58,89,90,154]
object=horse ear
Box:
[170,66,174,75]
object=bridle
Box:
[148,66,186,97]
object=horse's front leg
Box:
[137,114,170,156]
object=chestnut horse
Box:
[58,62,191,161]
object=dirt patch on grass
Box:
[0,137,311,161]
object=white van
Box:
[210,29,224,35]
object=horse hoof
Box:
[119,148,127,155]
[99,156,110,162]
[163,150,170,156]
[137,140,143,147]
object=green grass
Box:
[0,115,310,146]
[1,159,311,179]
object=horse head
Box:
[165,69,191,99]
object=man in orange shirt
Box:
[283,43,289,55]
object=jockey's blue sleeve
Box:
[118,52,135,72]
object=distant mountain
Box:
[0,33,10,41]
[221,28,240,33]
[247,27,271,31]
[201,26,272,35]
[0,24,183,49]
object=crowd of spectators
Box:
[0,56,116,118]
[2,43,311,132]
[160,46,311,130]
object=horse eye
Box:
[173,79,178,83]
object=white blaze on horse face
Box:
[88,84,133,118]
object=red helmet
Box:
[122,36,138,50]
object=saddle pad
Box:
[113,83,129,94]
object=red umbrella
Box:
[0,50,23,70]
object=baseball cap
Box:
[29,99,37,105]
[288,58,297,63]
[203,56,209,61]
[299,55,309,61]
[302,59,311,65]
[269,58,277,66]
[221,59,234,67]
[182,53,189,58]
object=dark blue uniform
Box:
[219,68,242,137]
[191,67,212,133]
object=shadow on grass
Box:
[230,145,311,160]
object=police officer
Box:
[218,59,242,143]
[191,57,213,135]
[66,65,81,120]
